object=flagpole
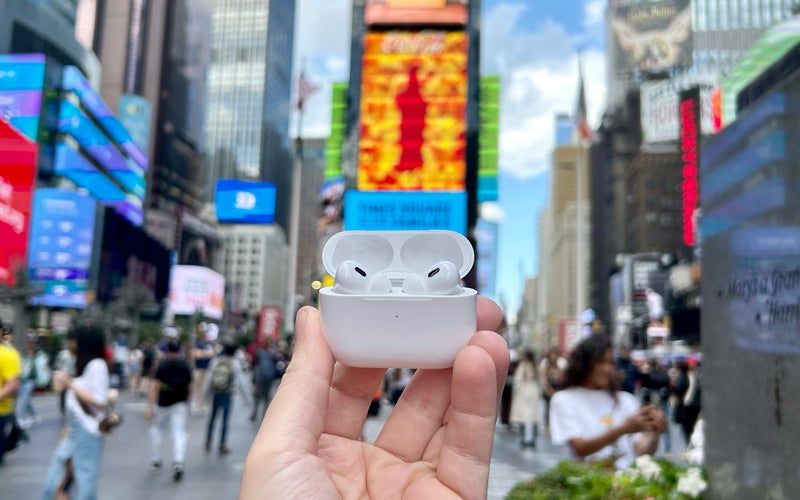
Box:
[576,136,585,336]
[575,54,587,338]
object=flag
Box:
[574,61,593,141]
[296,71,320,111]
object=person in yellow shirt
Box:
[0,328,22,466]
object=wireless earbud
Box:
[402,261,462,295]
[333,260,392,294]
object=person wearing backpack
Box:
[203,342,250,455]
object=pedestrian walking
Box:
[203,342,250,455]
[0,328,22,466]
[17,333,51,428]
[42,323,110,499]
[249,339,278,422]
[509,349,540,448]
[53,335,77,418]
[145,340,192,482]
[192,328,218,415]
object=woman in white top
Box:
[42,324,110,500]
[509,349,540,448]
[549,334,666,469]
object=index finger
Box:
[251,307,334,451]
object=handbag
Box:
[78,394,123,434]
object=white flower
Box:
[676,467,708,498]
[632,455,662,481]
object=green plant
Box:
[506,456,707,500]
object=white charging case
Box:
[318,230,478,369]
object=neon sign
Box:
[679,87,700,247]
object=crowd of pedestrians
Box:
[503,333,703,469]
[0,319,291,497]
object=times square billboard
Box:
[365,0,468,26]
[358,30,468,191]
[215,179,276,224]
[609,0,692,73]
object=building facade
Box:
[204,0,296,235]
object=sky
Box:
[292,0,608,314]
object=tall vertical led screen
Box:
[28,189,97,308]
[358,31,468,191]
[679,87,700,247]
[0,119,37,286]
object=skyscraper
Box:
[205,0,296,236]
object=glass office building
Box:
[204,0,296,234]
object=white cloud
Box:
[480,202,504,222]
[482,2,607,179]
[584,0,605,29]
[291,0,352,138]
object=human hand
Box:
[240,298,508,500]
[645,406,668,433]
[622,405,658,434]
[52,371,71,392]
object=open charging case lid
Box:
[321,230,475,284]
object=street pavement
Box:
[1,390,682,499]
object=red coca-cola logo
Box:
[380,31,447,55]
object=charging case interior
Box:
[319,230,477,368]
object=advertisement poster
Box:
[609,0,692,72]
[119,94,152,154]
[168,265,225,319]
[365,0,468,26]
[28,189,96,308]
[258,305,282,343]
[0,119,37,286]
[359,31,468,191]
[640,74,716,144]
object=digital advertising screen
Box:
[258,305,282,343]
[214,179,276,224]
[0,119,38,286]
[365,0,468,26]
[0,53,47,141]
[62,66,148,170]
[58,99,146,199]
[344,190,467,233]
[119,94,152,153]
[609,0,692,73]
[28,189,97,308]
[168,265,225,319]
[54,140,128,202]
[359,31,468,191]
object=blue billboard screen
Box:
[58,100,146,199]
[344,190,467,233]
[119,94,152,154]
[54,141,127,201]
[28,189,97,308]
[0,53,46,140]
[62,66,148,170]
[215,179,276,224]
